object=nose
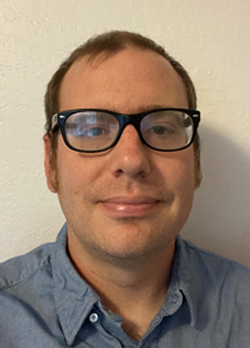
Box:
[109,125,151,178]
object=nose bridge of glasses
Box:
[117,113,143,138]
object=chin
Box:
[97,240,164,268]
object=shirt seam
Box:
[0,259,51,290]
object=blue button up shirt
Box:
[1,223,250,347]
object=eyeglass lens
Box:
[64,110,194,152]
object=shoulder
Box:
[177,238,250,342]
[0,242,55,290]
[179,237,250,290]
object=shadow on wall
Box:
[181,124,250,267]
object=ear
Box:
[43,134,58,193]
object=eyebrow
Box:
[110,104,176,115]
[138,104,175,112]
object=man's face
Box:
[44,47,195,264]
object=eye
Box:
[82,126,108,137]
[66,121,110,137]
[150,125,175,135]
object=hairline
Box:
[59,45,190,112]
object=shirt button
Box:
[173,294,179,303]
[89,313,99,323]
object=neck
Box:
[68,235,176,340]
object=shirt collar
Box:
[152,236,202,330]
[51,225,202,344]
[51,223,100,346]
[171,235,205,328]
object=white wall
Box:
[1,0,250,267]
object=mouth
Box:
[98,196,162,218]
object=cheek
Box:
[163,151,195,208]
[178,156,195,187]
[160,148,195,189]
[56,151,103,198]
[168,152,195,221]
[56,138,85,190]
[181,147,195,181]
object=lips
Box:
[98,196,161,218]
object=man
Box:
[0,31,249,347]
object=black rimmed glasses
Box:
[51,108,200,153]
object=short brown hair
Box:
[44,30,201,186]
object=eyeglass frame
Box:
[51,108,201,153]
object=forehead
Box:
[59,47,188,112]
